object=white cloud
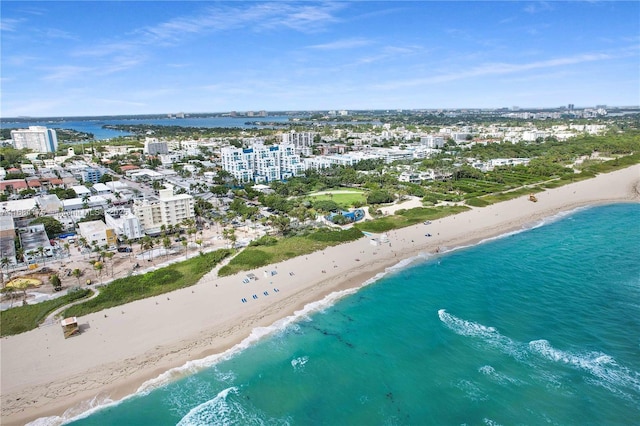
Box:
[42,65,93,82]
[308,38,372,50]
[0,18,25,32]
[374,51,617,90]
[524,1,554,14]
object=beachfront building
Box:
[0,216,17,264]
[19,224,55,263]
[221,142,305,183]
[10,126,58,153]
[132,186,195,234]
[77,220,117,249]
[105,208,144,241]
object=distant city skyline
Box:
[1,1,639,117]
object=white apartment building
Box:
[303,154,362,171]
[281,131,315,156]
[522,130,548,142]
[105,208,144,240]
[11,126,58,153]
[78,220,118,248]
[144,138,169,155]
[420,135,445,149]
[132,186,195,233]
[221,142,304,183]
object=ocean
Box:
[60,203,639,425]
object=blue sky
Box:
[1,1,638,117]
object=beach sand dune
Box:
[2,165,639,425]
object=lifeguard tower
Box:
[61,317,80,339]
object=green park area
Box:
[303,189,367,210]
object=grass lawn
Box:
[1,288,92,337]
[304,190,366,209]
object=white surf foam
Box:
[291,356,309,371]
[176,387,238,426]
[478,365,521,386]
[438,309,527,360]
[27,393,117,426]
[528,339,640,398]
[176,386,289,426]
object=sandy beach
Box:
[2,165,639,426]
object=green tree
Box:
[72,268,82,285]
[93,261,104,284]
[163,236,171,258]
[181,238,188,258]
[49,274,62,291]
[29,216,64,237]
[222,228,237,247]
[272,215,291,235]
[367,190,394,205]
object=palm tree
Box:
[37,246,45,264]
[15,248,24,264]
[162,236,171,259]
[141,236,154,261]
[93,261,104,284]
[181,239,188,259]
[72,268,82,285]
[104,252,115,276]
[120,235,131,259]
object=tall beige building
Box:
[132,186,195,233]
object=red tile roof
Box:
[0,179,28,190]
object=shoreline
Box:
[2,165,639,426]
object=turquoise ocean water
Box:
[63,203,639,425]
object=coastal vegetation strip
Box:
[355,205,470,233]
[218,228,363,277]
[0,288,92,337]
[61,249,231,318]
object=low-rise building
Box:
[19,224,54,262]
[105,208,144,241]
[78,220,117,248]
[0,216,17,264]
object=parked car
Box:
[117,247,132,253]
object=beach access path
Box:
[1,164,639,426]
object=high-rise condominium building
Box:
[11,126,58,153]
[221,141,305,183]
